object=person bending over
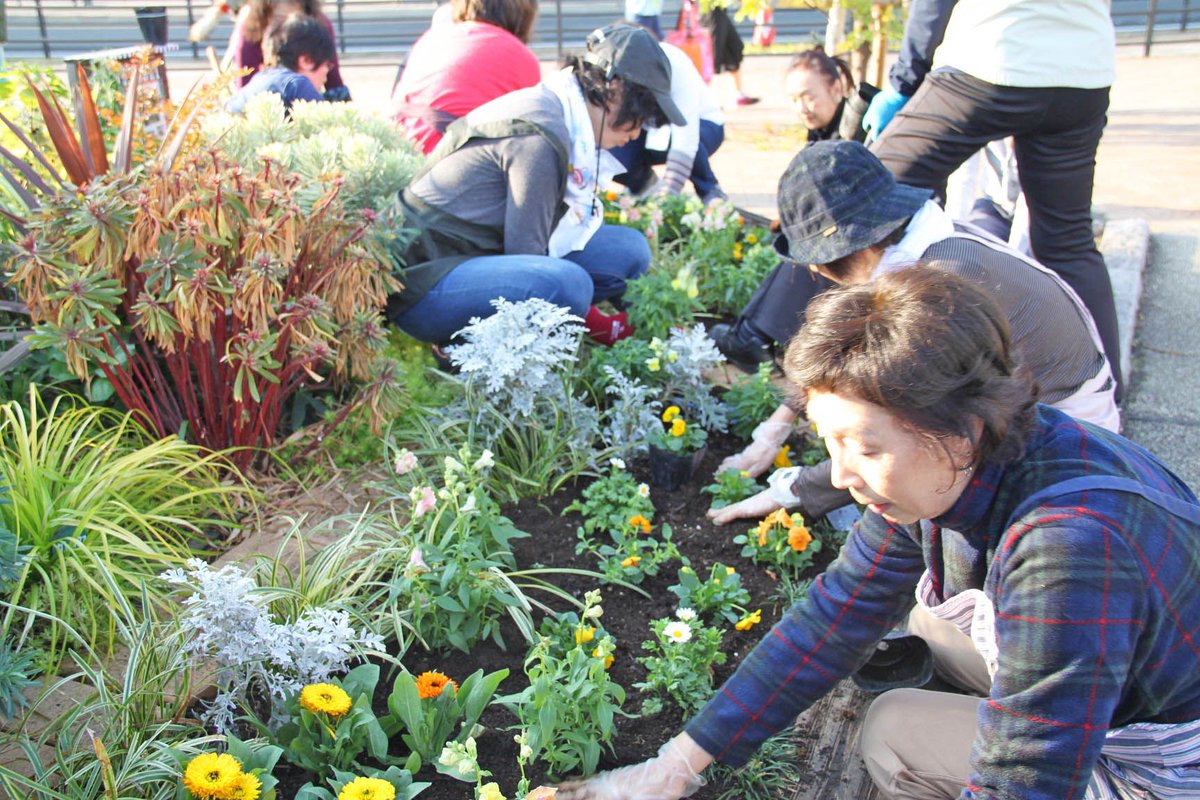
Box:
[386,24,685,350]
[559,266,1200,800]
[709,140,1118,527]
[226,13,333,114]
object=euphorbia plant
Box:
[0,68,404,469]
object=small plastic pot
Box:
[647,445,707,491]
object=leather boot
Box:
[708,320,773,372]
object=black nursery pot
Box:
[647,445,707,491]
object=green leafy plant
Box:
[702,469,762,509]
[384,667,508,774]
[0,386,250,672]
[734,509,823,574]
[0,635,38,721]
[648,405,707,454]
[563,460,655,539]
[635,610,727,716]
[175,735,284,800]
[724,362,784,440]
[625,262,702,341]
[708,728,807,800]
[501,591,627,778]
[667,564,753,626]
[268,665,389,780]
[576,512,682,586]
[1,70,405,470]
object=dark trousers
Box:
[870,69,1122,400]
[610,119,725,198]
[740,260,833,347]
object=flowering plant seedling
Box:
[724,362,784,440]
[499,591,627,778]
[702,469,762,509]
[735,509,823,573]
[536,592,615,665]
[625,261,702,340]
[575,508,683,586]
[268,665,389,780]
[178,735,281,800]
[647,406,708,454]
[563,459,655,540]
[667,563,753,625]
[635,608,727,716]
[383,667,509,775]
[292,766,429,800]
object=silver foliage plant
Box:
[446,298,587,418]
[665,324,730,432]
[161,559,384,732]
[601,366,662,455]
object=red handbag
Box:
[665,0,715,82]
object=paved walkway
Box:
[159,40,1200,487]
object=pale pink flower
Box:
[412,487,437,518]
[394,448,418,475]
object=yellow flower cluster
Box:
[183,753,262,800]
[338,776,397,800]
[300,683,353,717]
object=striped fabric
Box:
[685,406,1200,799]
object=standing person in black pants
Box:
[863,0,1123,400]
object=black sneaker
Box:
[708,321,773,372]
[851,633,934,694]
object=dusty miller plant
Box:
[661,325,729,432]
[599,366,661,455]
[162,559,384,732]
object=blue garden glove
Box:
[862,86,911,141]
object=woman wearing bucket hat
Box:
[558,267,1200,800]
[386,24,685,351]
[709,140,1119,527]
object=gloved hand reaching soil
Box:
[707,461,853,526]
[716,420,793,477]
[555,734,711,800]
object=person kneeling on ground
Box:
[609,26,728,206]
[226,13,333,114]
[708,140,1119,527]
[558,267,1200,800]
[386,23,685,352]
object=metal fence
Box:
[1,0,1196,64]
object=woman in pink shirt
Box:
[391,0,541,155]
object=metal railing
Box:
[1,0,1195,63]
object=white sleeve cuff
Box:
[767,467,802,506]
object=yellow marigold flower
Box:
[300,683,352,717]
[228,772,262,800]
[732,243,744,261]
[662,405,681,422]
[479,782,507,800]
[746,233,758,245]
[183,753,242,800]
[774,446,794,469]
[671,418,687,437]
[628,514,652,533]
[621,555,642,568]
[415,671,458,700]
[593,646,615,670]
[735,609,762,631]
[575,626,596,645]
[788,524,813,552]
[338,776,397,800]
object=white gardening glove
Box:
[556,735,709,800]
[717,420,792,477]
[707,487,782,526]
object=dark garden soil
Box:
[269,431,840,800]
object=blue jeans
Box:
[391,224,650,343]
[626,14,663,40]
[610,119,725,198]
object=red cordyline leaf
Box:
[72,62,109,176]
[24,76,93,187]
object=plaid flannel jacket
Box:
[686,405,1200,799]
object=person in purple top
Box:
[558,268,1200,799]
[226,14,332,115]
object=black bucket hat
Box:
[776,140,932,267]
[585,24,687,127]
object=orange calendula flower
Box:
[788,524,812,552]
[605,190,619,202]
[629,514,652,533]
[662,405,681,422]
[773,446,793,469]
[671,418,687,437]
[735,609,762,631]
[299,683,352,717]
[621,555,642,568]
[415,670,457,699]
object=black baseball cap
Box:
[585,24,687,127]
[775,140,932,266]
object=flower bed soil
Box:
[271,432,839,799]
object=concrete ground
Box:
[159,40,1200,487]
